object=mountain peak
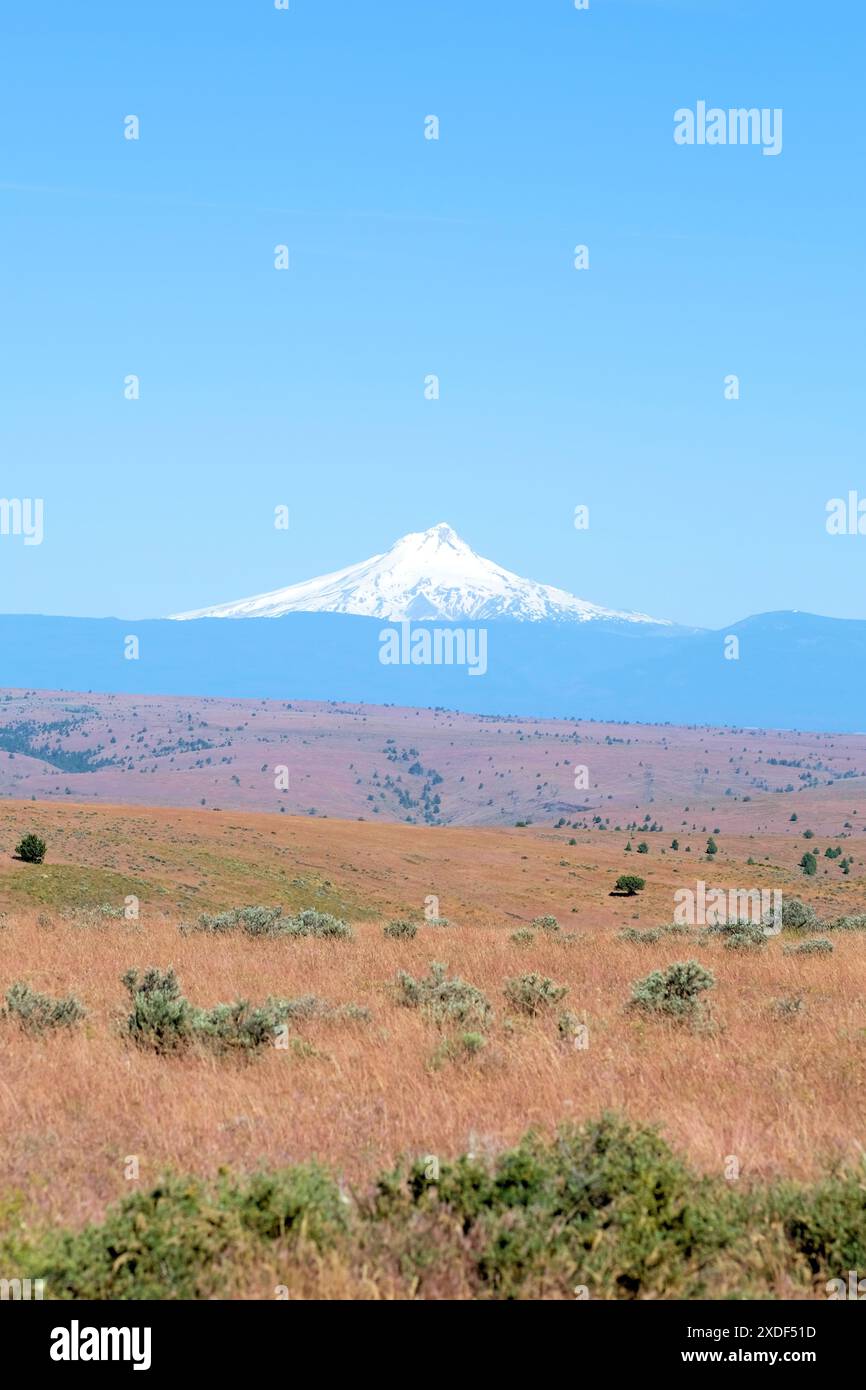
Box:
[171,525,670,626]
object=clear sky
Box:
[0,0,863,627]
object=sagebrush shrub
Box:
[628,960,715,1019]
[122,968,302,1055]
[4,982,86,1034]
[619,927,662,944]
[828,914,866,932]
[383,919,417,939]
[783,938,833,957]
[530,915,559,933]
[282,909,353,940]
[429,1031,487,1070]
[182,905,353,940]
[30,1164,347,1299]
[503,973,568,1016]
[394,962,492,1030]
[707,919,767,950]
[509,928,535,945]
[123,967,195,1053]
[13,1113,866,1299]
[780,898,818,932]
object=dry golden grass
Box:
[2,861,865,1234]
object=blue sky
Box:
[0,0,862,627]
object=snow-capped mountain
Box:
[171,523,670,625]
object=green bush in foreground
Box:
[11,1113,866,1300]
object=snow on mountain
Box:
[170,523,670,625]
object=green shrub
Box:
[284,909,353,940]
[371,1113,744,1299]
[122,967,196,1054]
[394,962,492,1030]
[15,833,46,864]
[503,973,568,1016]
[193,998,296,1054]
[628,960,715,1019]
[182,906,353,940]
[123,968,303,1055]
[827,914,866,932]
[619,927,662,944]
[429,1032,487,1070]
[780,898,818,932]
[509,928,535,945]
[29,1165,347,1299]
[60,903,127,928]
[783,938,833,956]
[3,982,86,1034]
[530,915,559,933]
[614,875,645,896]
[12,1114,866,1299]
[383,919,417,939]
[707,919,767,950]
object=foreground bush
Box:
[9,1114,866,1300]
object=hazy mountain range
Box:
[3,525,865,732]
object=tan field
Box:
[1,799,865,1240]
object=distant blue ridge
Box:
[0,610,863,733]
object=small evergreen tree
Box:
[15,833,46,864]
[614,874,645,897]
